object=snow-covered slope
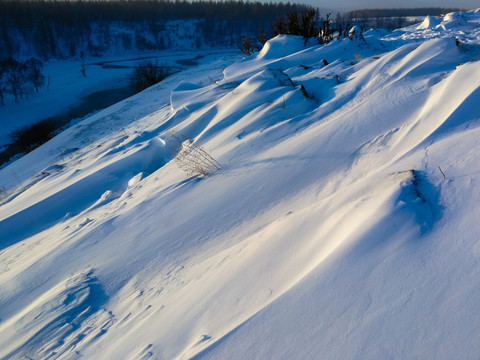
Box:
[1,9,480,360]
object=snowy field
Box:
[1,9,480,359]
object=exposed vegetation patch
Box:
[0,86,135,167]
[129,60,173,93]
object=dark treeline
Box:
[1,0,306,24]
[0,0,310,60]
[340,7,465,30]
[345,7,464,19]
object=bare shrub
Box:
[0,186,8,201]
[320,13,334,43]
[80,51,87,78]
[237,36,258,56]
[272,8,319,39]
[169,131,221,176]
[257,28,268,45]
[2,58,27,103]
[0,65,5,105]
[129,60,171,92]
[271,16,288,36]
[25,57,45,92]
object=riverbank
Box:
[0,49,238,166]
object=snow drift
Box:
[1,9,480,360]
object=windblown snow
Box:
[1,9,480,360]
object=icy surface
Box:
[1,10,480,359]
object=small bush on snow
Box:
[129,60,171,92]
[169,131,221,177]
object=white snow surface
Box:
[1,10,480,359]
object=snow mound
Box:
[417,15,441,29]
[224,35,308,81]
[348,25,364,40]
[175,68,312,143]
[437,11,469,30]
[258,34,306,60]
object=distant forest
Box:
[0,1,466,61]
[0,0,310,60]
[344,7,464,19]
[342,7,463,28]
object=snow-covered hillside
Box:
[1,9,480,360]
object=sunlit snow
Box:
[1,9,480,360]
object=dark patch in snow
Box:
[199,335,212,342]
[136,344,154,360]
[397,170,443,235]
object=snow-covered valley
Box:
[1,9,480,359]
